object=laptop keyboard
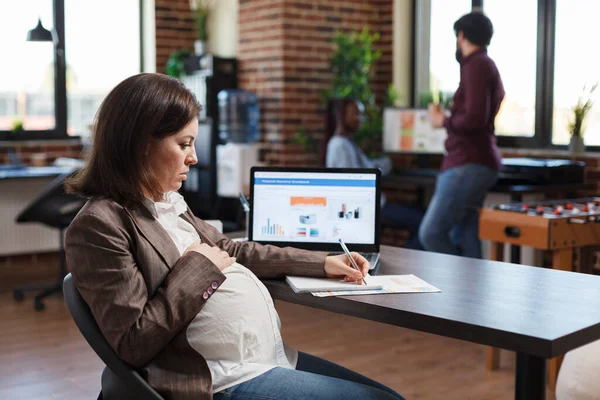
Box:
[330,252,380,270]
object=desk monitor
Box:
[249,167,381,253]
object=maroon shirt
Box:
[442,48,505,172]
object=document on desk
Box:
[310,274,440,297]
[286,275,383,293]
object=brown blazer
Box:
[65,198,328,400]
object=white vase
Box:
[194,40,207,55]
[568,136,585,153]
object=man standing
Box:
[420,11,505,258]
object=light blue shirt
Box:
[325,136,392,175]
[326,136,391,206]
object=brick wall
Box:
[239,0,393,166]
[0,141,84,166]
[155,0,196,74]
[237,0,286,163]
[152,0,393,165]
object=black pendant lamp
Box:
[27,18,53,42]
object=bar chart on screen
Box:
[260,218,285,236]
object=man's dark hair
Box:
[453,11,494,46]
[65,73,201,206]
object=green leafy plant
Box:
[165,48,190,78]
[322,27,382,155]
[292,126,319,163]
[11,118,24,134]
[322,26,381,103]
[189,0,214,41]
[569,83,598,138]
[385,84,400,107]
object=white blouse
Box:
[146,192,297,393]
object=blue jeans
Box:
[381,203,425,250]
[213,352,404,400]
[418,163,498,258]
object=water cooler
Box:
[216,89,261,199]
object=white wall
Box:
[208,0,239,58]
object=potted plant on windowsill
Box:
[568,83,597,153]
[189,0,214,55]
[11,118,24,135]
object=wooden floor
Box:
[0,292,555,400]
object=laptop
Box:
[248,167,382,270]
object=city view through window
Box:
[0,0,140,138]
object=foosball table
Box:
[479,197,600,390]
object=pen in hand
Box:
[338,238,367,285]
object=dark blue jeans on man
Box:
[419,163,499,258]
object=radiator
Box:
[0,178,61,256]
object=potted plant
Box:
[11,118,24,134]
[189,0,214,55]
[322,26,383,156]
[568,83,597,153]
[165,48,190,78]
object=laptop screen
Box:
[249,167,381,252]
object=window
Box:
[65,0,141,137]
[0,0,142,140]
[412,0,600,149]
[0,2,55,133]
[553,0,600,145]
[484,0,538,137]
[429,0,472,100]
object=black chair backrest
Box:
[62,273,164,399]
[17,172,86,229]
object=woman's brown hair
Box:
[65,73,201,205]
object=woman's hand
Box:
[324,253,369,283]
[184,242,236,271]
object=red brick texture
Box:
[155,0,197,75]
[0,142,84,166]
[151,0,392,166]
[239,0,393,166]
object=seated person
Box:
[322,97,424,250]
[64,73,405,400]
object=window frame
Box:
[414,0,588,151]
[1,0,145,142]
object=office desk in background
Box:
[0,165,75,181]
[385,169,593,265]
[0,165,76,256]
[386,168,592,202]
[263,246,600,400]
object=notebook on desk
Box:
[249,167,382,269]
[285,275,383,293]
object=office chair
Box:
[13,171,86,311]
[63,273,166,400]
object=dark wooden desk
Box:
[386,169,592,202]
[264,246,600,400]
